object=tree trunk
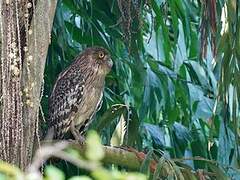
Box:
[0,0,57,170]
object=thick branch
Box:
[33,142,187,178]
[61,143,216,179]
[71,144,178,178]
[72,144,141,170]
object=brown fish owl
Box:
[47,47,112,140]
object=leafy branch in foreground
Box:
[0,131,225,180]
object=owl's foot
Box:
[71,130,85,145]
[70,123,85,145]
[77,135,85,145]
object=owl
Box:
[47,47,113,141]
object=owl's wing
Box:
[48,67,85,138]
[77,92,103,134]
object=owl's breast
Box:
[73,85,103,128]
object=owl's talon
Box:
[70,122,85,145]
[78,135,85,145]
[68,137,85,145]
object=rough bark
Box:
[0,0,57,170]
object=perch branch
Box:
[33,141,187,178]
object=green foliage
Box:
[0,132,147,180]
[39,0,240,179]
[0,161,24,180]
[85,131,105,161]
[45,166,65,180]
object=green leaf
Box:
[91,169,113,180]
[95,105,127,132]
[68,176,92,180]
[45,166,65,180]
[125,107,141,146]
[152,157,165,180]
[140,150,153,176]
[86,131,105,161]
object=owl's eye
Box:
[98,52,105,59]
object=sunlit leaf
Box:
[45,166,65,180]
[86,131,105,161]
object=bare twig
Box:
[28,141,99,174]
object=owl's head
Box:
[82,46,113,75]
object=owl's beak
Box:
[107,58,113,69]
